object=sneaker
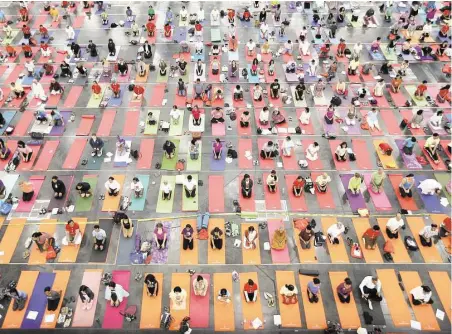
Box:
[91,152,96,157]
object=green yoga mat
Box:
[186,141,202,171]
[379,44,398,61]
[241,212,258,218]
[161,139,180,170]
[182,174,198,211]
[86,85,107,108]
[75,176,98,212]
[144,110,160,135]
[180,64,190,83]
[169,109,185,136]
[345,13,362,27]
[156,70,169,83]
[128,175,150,211]
[1,30,19,46]
[405,85,429,107]
[211,28,221,42]
[435,173,451,202]
[156,175,176,213]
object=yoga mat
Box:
[351,218,383,263]
[207,218,225,264]
[329,140,351,171]
[136,139,154,170]
[0,218,27,264]
[241,223,261,265]
[240,272,264,330]
[373,140,399,169]
[75,175,97,212]
[395,139,422,169]
[275,271,302,328]
[295,109,314,134]
[213,273,235,332]
[0,111,16,135]
[189,273,210,328]
[310,172,335,209]
[28,219,57,265]
[363,174,391,211]
[210,27,221,42]
[72,270,103,327]
[329,272,361,329]
[48,111,71,136]
[144,110,160,135]
[366,46,385,61]
[418,139,447,171]
[405,85,429,107]
[322,217,349,263]
[174,91,187,107]
[208,175,224,213]
[89,219,113,263]
[263,172,281,210]
[168,109,185,136]
[86,85,106,108]
[47,175,73,211]
[102,270,130,329]
[182,174,198,211]
[73,15,85,28]
[292,218,317,263]
[21,272,56,329]
[101,174,125,212]
[41,270,71,329]
[97,110,116,136]
[57,217,86,263]
[122,110,139,136]
[186,141,202,171]
[380,44,398,61]
[128,175,149,211]
[188,114,205,132]
[416,175,449,214]
[388,174,418,211]
[116,222,135,265]
[76,115,95,136]
[107,86,125,107]
[238,174,255,212]
[211,121,225,136]
[149,83,166,107]
[268,219,290,263]
[299,274,327,329]
[238,139,253,169]
[435,173,451,202]
[168,273,191,330]
[406,216,443,263]
[16,176,45,212]
[33,140,59,171]
[376,218,411,263]
[247,64,260,84]
[139,273,163,329]
[150,221,171,264]
[285,175,308,212]
[63,86,83,108]
[161,139,179,170]
[340,174,366,212]
[156,175,176,213]
[352,139,373,170]
[429,271,452,323]
[62,138,87,169]
[251,87,266,108]
[380,110,402,135]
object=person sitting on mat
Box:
[272,108,286,125]
[250,58,258,76]
[153,222,167,250]
[429,111,444,130]
[280,284,298,305]
[243,279,258,303]
[35,107,48,124]
[79,285,95,310]
[60,61,72,78]
[31,231,51,252]
[70,42,81,58]
[64,219,81,245]
[194,79,204,100]
[211,107,224,124]
[105,176,120,197]
[51,110,64,127]
[145,274,159,297]
[5,43,16,58]
[390,74,403,93]
[146,19,156,37]
[366,108,381,132]
[327,221,345,244]
[370,168,386,194]
[212,138,223,160]
[44,287,61,312]
[21,42,33,58]
[109,79,121,98]
[169,105,181,126]
[210,226,223,251]
[75,61,88,76]
[424,133,441,164]
[131,177,144,198]
[91,81,102,99]
[291,176,305,197]
[133,84,144,100]
[0,139,10,159]
[270,79,280,99]
[373,79,385,98]
[233,84,244,101]
[261,141,278,160]
[348,173,363,196]
[216,288,231,304]
[76,181,91,198]
[92,224,106,251]
[253,83,263,102]
[189,138,200,161]
[44,63,56,78]
[259,106,269,125]
[414,80,428,100]
[105,281,129,308]
[213,88,223,101]
[337,278,353,304]
[399,173,415,198]
[184,175,196,198]
[241,174,253,199]
[307,278,321,303]
[51,176,66,200]
[17,141,32,162]
[40,41,51,58]
[117,59,128,76]
[176,78,187,96]
[294,80,306,101]
[362,225,381,250]
[19,180,34,202]
[315,173,332,193]
[240,110,250,128]
[107,38,116,57]
[243,225,258,250]
[437,84,451,103]
[410,285,434,306]
[386,213,405,239]
[419,224,439,247]
[313,79,326,98]
[359,276,382,310]
[193,275,208,297]
[335,142,348,162]
[299,224,314,249]
[281,136,294,157]
[163,140,176,159]
[410,109,425,129]
[271,225,287,250]
[181,223,194,250]
[298,36,311,56]
[298,107,311,125]
[402,136,416,156]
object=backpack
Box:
[128,84,135,91]
[295,126,302,134]
[400,118,408,129]
[314,231,325,247]
[160,308,173,329]
[331,95,341,106]
[229,111,237,121]
[227,149,238,159]
[113,211,125,224]
[0,201,12,215]
[404,236,418,251]
[179,317,190,333]
[131,150,140,159]
[31,132,44,140]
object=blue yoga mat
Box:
[40,32,53,43]
[366,46,386,61]
[239,19,253,27]
[416,175,449,214]
[21,272,56,329]
[128,175,150,211]
[108,85,125,107]
[0,110,16,135]
[192,52,205,61]
[340,174,367,212]
[247,64,259,83]
[116,228,136,265]
[174,26,187,43]
[210,27,221,42]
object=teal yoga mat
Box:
[128,175,150,211]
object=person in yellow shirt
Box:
[348,173,363,195]
[49,6,59,22]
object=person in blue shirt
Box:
[402,136,416,156]
[165,7,173,24]
[50,110,64,126]
[35,108,48,124]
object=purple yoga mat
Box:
[21,272,56,329]
[102,270,131,329]
[47,175,74,211]
[210,141,226,171]
[227,68,239,82]
[108,85,125,107]
[151,221,171,264]
[340,110,360,135]
[395,139,422,169]
[416,175,449,214]
[49,111,71,136]
[340,174,367,212]
[123,16,136,28]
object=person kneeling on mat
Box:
[51,176,66,200]
[145,274,159,297]
[17,141,33,162]
[418,178,442,196]
[399,174,415,198]
[243,279,258,303]
[154,222,167,250]
[76,181,92,198]
[105,176,120,197]
[163,140,176,159]
[280,284,298,305]
[410,285,434,305]
[7,281,28,311]
[414,80,428,100]
[131,177,144,198]
[337,278,353,303]
[133,84,144,100]
[105,281,129,307]
[370,168,386,194]
[161,180,173,201]
[362,225,381,250]
[386,213,405,239]
[348,173,363,196]
[292,176,305,197]
[110,79,121,98]
[266,170,278,193]
[92,224,106,251]
[212,138,223,160]
[307,278,321,303]
[210,226,223,250]
[170,286,188,308]
[241,174,253,199]
[183,175,196,198]
[10,82,25,99]
[327,221,345,244]
[117,59,128,76]
[44,287,61,311]
[359,276,382,310]
[89,134,104,157]
[424,133,441,164]
[19,180,34,202]
[181,223,194,250]
[419,224,439,247]
[79,285,95,310]
[64,219,81,245]
[260,141,278,159]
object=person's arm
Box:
[359,277,367,294]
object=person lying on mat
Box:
[51,176,66,199]
[217,288,231,304]
[211,107,224,124]
[17,141,32,162]
[410,285,434,306]
[79,285,95,310]
[163,140,176,159]
[117,59,128,76]
[348,173,363,195]
[64,219,81,245]
[362,225,381,250]
[270,79,280,99]
[440,217,451,238]
[370,168,386,194]
[76,181,92,198]
[193,275,208,297]
[184,175,197,198]
[106,281,129,308]
[181,223,194,250]
[261,141,278,159]
[419,224,439,247]
[280,284,298,305]
[359,276,382,310]
[292,176,305,198]
[327,222,345,244]
[105,176,121,197]
[145,274,159,297]
[31,232,51,252]
[121,213,133,238]
[414,80,428,100]
[243,279,258,303]
[154,222,168,249]
[337,277,353,303]
[44,287,62,312]
[189,138,200,160]
[233,84,244,101]
[306,278,321,303]
[241,174,253,198]
[259,106,269,125]
[212,138,223,160]
[92,224,106,251]
[424,133,441,164]
[210,226,223,250]
[131,177,144,198]
[107,38,116,57]
[271,225,287,250]
[272,108,285,125]
[386,213,405,239]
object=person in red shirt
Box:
[19,7,28,22]
[437,84,451,103]
[292,176,305,197]
[92,81,102,99]
[65,219,80,244]
[242,9,251,21]
[243,279,258,303]
[440,217,451,238]
[133,85,144,99]
[164,23,172,37]
[191,105,202,126]
[337,39,346,57]
[146,21,156,37]
[39,25,49,39]
[414,80,428,99]
[22,43,33,58]
[110,79,121,98]
[227,9,235,23]
[6,44,16,57]
[22,25,31,39]
[362,225,381,250]
[40,41,51,57]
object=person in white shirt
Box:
[253,84,263,101]
[32,79,47,101]
[184,175,196,198]
[359,276,382,310]
[429,111,443,129]
[386,213,405,239]
[246,39,256,56]
[327,222,345,244]
[299,37,310,56]
[307,59,317,76]
[282,136,294,156]
[353,42,363,58]
[315,173,331,193]
[306,142,320,161]
[280,284,298,304]
[417,179,442,196]
[410,285,433,305]
[260,22,269,39]
[283,40,293,55]
[105,281,129,307]
[299,107,311,125]
[195,41,203,55]
[197,6,205,21]
[161,180,172,200]
[419,224,439,247]
[179,6,188,21]
[25,60,35,76]
[131,177,144,198]
[421,21,432,41]
[228,24,235,38]
[92,224,107,251]
[105,177,120,196]
[366,108,380,131]
[373,79,385,97]
[259,107,269,124]
[169,106,181,125]
[210,8,220,26]
[65,25,75,40]
[169,286,188,310]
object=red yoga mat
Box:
[208,175,224,213]
[296,109,314,134]
[441,140,451,159]
[280,140,298,170]
[62,138,86,169]
[251,87,266,108]
[331,45,348,63]
[263,172,281,210]
[232,97,247,108]
[173,92,187,107]
[63,86,83,108]
[46,89,63,108]
[238,175,255,212]
[14,111,34,136]
[301,140,323,170]
[329,140,351,171]
[427,86,450,108]
[417,140,447,171]
[73,15,85,29]
[122,111,139,136]
[32,15,48,29]
[238,139,253,169]
[97,110,116,136]
[17,145,41,171]
[16,176,45,212]
[102,270,131,329]
[33,140,59,171]
[380,110,402,135]
[245,47,254,62]
[258,138,276,169]
[76,115,95,136]
[347,71,361,83]
[284,175,307,212]
[0,140,17,170]
[189,274,210,328]
[388,174,418,211]
[388,88,407,107]
[264,64,277,82]
[148,84,166,107]
[352,139,373,170]
[136,139,154,169]
[266,84,283,107]
[0,65,8,78]
[311,172,335,209]
[359,66,376,82]
[372,93,390,108]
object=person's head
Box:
[410,136,417,143]
[44,286,52,295]
[10,82,15,87]
[416,109,423,115]
[248,279,254,286]
[109,38,113,43]
[437,110,444,116]
[220,288,228,296]
[185,223,192,229]
[396,212,402,220]
[94,224,100,231]
[244,174,250,180]
[313,278,320,285]
[372,225,380,232]
[191,139,197,146]
[340,142,347,148]
[267,140,273,147]
[145,274,156,284]
[67,219,74,227]
[377,167,384,175]
[286,284,294,291]
[132,177,139,184]
[32,232,42,240]
[433,133,439,139]
[244,111,249,116]
[215,138,220,144]
[109,281,116,288]
[344,278,352,287]
[52,176,58,183]
[421,286,431,293]
[248,226,255,233]
[187,175,192,182]
[422,80,427,85]
[197,275,204,282]
[156,222,163,229]
[286,136,291,142]
[354,172,361,178]
[17,140,25,148]
[213,226,221,234]
[406,173,414,180]
[165,140,171,146]
[442,84,451,90]
[431,224,438,231]
[371,277,379,284]
[108,176,114,183]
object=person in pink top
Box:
[212,138,223,160]
[17,140,33,162]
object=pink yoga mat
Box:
[32,15,48,29]
[209,175,224,213]
[372,93,390,108]
[102,270,131,329]
[76,115,95,136]
[211,96,224,108]
[238,175,255,212]
[5,64,24,84]
[311,172,335,209]
[363,174,392,211]
[46,89,63,108]
[17,145,41,171]
[97,110,116,136]
[117,66,131,83]
[236,109,251,136]
[173,92,187,107]
[380,110,402,135]
[33,140,59,171]
[16,176,45,212]
[263,172,281,210]
[211,122,225,136]
[149,84,166,107]
[329,140,351,171]
[296,109,315,134]
[73,15,85,29]
[72,271,102,327]
[62,138,86,169]
[208,57,220,83]
[284,175,307,212]
[251,88,266,108]
[136,139,154,169]
[352,140,373,170]
[301,140,323,170]
[64,86,83,108]
[232,98,247,108]
[268,219,290,263]
[238,139,253,169]
[280,140,298,170]
[258,138,276,169]
[189,274,210,328]
[266,85,283,107]
[388,88,407,107]
[14,111,34,136]
[122,111,139,136]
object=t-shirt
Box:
[184,179,196,191]
[243,283,258,294]
[181,227,193,238]
[92,229,106,240]
[307,281,320,294]
[65,222,80,236]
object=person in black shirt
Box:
[60,61,72,77]
[51,176,66,199]
[76,182,91,197]
[295,81,306,100]
[144,274,159,297]
[117,59,128,76]
[259,8,266,22]
[163,140,176,159]
[270,79,280,99]
[87,40,97,57]
[71,42,81,58]
[108,39,116,56]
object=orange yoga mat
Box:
[139,273,163,329]
[28,219,57,265]
[329,272,361,329]
[400,271,439,331]
[58,217,87,263]
[406,217,443,263]
[102,175,126,212]
[213,273,235,332]
[376,269,412,328]
[275,271,302,328]
[41,270,71,329]
[241,223,261,265]
[388,174,418,211]
[376,218,411,263]
[429,271,451,323]
[298,274,327,329]
[292,220,317,263]
[2,271,39,329]
[169,273,191,330]
[321,217,349,263]
[373,140,398,169]
[207,218,225,264]
[0,218,27,264]
[240,272,264,330]
[430,214,451,255]
[180,219,198,265]
[351,218,383,263]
